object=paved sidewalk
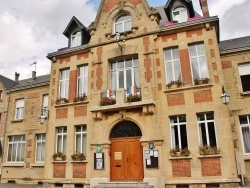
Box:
[0,184,42,188]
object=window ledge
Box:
[52,160,67,163]
[197,154,222,158]
[30,163,44,167]
[55,100,89,108]
[2,163,25,167]
[164,83,213,93]
[11,119,24,123]
[71,160,88,163]
[240,91,250,96]
[169,156,192,160]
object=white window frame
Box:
[15,99,24,120]
[172,6,188,23]
[170,115,188,149]
[197,112,218,147]
[114,14,132,33]
[75,125,87,154]
[56,127,67,154]
[77,65,88,97]
[238,63,250,92]
[164,48,182,84]
[59,69,69,99]
[42,95,49,117]
[71,32,81,47]
[189,43,209,81]
[36,134,46,162]
[239,115,250,154]
[7,135,25,162]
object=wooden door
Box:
[110,137,143,181]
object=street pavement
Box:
[0,184,43,188]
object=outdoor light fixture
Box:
[39,108,49,124]
[220,86,230,104]
[115,32,123,54]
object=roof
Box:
[0,75,17,90]
[10,74,50,92]
[63,16,86,38]
[220,36,250,52]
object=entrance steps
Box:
[93,182,154,188]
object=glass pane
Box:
[191,58,199,79]
[117,61,124,69]
[239,116,249,124]
[126,59,132,68]
[199,56,209,78]
[174,60,181,81]
[133,59,138,67]
[8,143,12,161]
[164,50,172,61]
[166,61,173,82]
[208,122,217,147]
[197,113,205,121]
[172,48,179,59]
[200,123,207,145]
[171,125,179,148]
[179,115,186,123]
[180,125,188,148]
[119,71,124,88]
[206,113,214,120]
[126,69,132,88]
[189,45,196,57]
[111,63,116,70]
[242,127,250,153]
[57,135,62,152]
[197,44,205,55]
[170,116,178,124]
[63,135,67,153]
[134,67,140,87]
[76,134,81,153]
[82,134,86,154]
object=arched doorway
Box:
[110,120,144,181]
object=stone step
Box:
[93,182,154,188]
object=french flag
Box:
[127,86,137,94]
[104,89,113,98]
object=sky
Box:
[0,0,250,80]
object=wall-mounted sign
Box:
[149,142,154,149]
[145,150,159,168]
[94,152,104,170]
[114,152,122,160]
[96,145,102,153]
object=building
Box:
[1,0,250,187]
[0,72,50,184]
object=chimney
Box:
[15,72,20,82]
[200,0,210,18]
[32,71,36,79]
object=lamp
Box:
[115,32,122,54]
[39,108,49,124]
[220,86,230,104]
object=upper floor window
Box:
[7,135,25,162]
[75,125,87,154]
[170,115,188,150]
[189,43,209,81]
[56,127,67,154]
[77,65,88,97]
[110,58,139,91]
[172,7,188,23]
[114,14,132,33]
[164,48,181,84]
[36,134,46,162]
[71,32,81,47]
[197,112,217,147]
[239,115,250,153]
[15,99,24,120]
[238,63,250,92]
[59,69,69,99]
[42,95,49,117]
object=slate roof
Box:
[0,75,17,90]
[10,74,50,92]
[220,36,250,52]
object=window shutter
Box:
[239,63,250,76]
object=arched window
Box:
[172,7,188,23]
[71,32,81,47]
[114,14,132,33]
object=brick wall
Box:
[103,0,141,12]
[72,162,86,178]
[53,163,66,178]
[167,93,185,106]
[172,159,191,177]
[69,70,77,102]
[194,89,213,103]
[179,49,192,85]
[74,106,87,117]
[201,157,221,176]
[221,60,232,69]
[56,108,68,119]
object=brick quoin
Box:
[162,34,178,42]
[143,27,147,34]
[210,49,215,58]
[167,93,185,106]
[194,89,213,103]
[69,70,77,102]
[74,106,87,117]
[214,75,219,83]
[56,108,68,119]
[91,70,94,78]
[52,78,55,86]
[27,139,32,146]
[186,29,203,38]
[53,163,66,178]
[97,47,103,62]
[179,49,192,85]
[59,57,70,64]
[143,37,150,52]
[172,159,191,177]
[96,64,103,90]
[27,92,39,99]
[77,52,89,60]
[102,0,141,12]
[26,163,30,168]
[208,39,213,45]
[156,58,160,66]
[73,163,86,178]
[53,69,56,75]
[221,60,232,69]
[212,62,217,70]
[98,38,102,44]
[201,158,221,176]
[157,71,161,78]
[158,83,162,91]
[144,55,152,83]
[155,49,159,54]
[233,139,238,148]
[91,82,94,90]
[26,151,32,158]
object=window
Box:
[239,115,250,153]
[114,14,132,33]
[36,134,46,162]
[77,65,88,97]
[164,48,181,83]
[7,135,25,162]
[172,7,188,23]
[110,58,139,92]
[189,44,209,81]
[238,63,250,92]
[75,125,87,154]
[56,127,67,154]
[71,32,81,47]
[59,69,69,99]
[42,95,49,117]
[15,99,24,120]
[197,112,217,147]
[170,115,188,149]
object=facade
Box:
[0,0,250,188]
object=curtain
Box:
[242,127,250,153]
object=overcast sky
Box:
[0,0,249,80]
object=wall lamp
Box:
[115,32,123,54]
[220,86,230,104]
[39,108,49,124]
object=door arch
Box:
[110,120,144,181]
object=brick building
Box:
[1,0,250,187]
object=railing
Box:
[100,89,116,106]
[125,86,141,103]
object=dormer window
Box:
[114,14,132,33]
[172,7,188,23]
[71,32,81,47]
